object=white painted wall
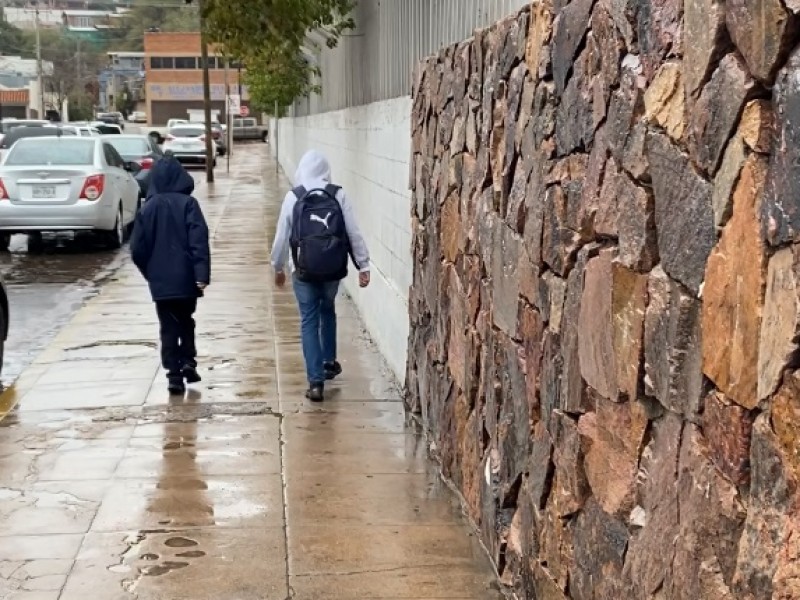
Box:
[274,96,413,382]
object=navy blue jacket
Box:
[130,157,210,301]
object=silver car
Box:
[0,136,141,251]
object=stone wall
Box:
[405,1,800,598]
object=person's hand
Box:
[275,271,286,287]
[196,282,208,290]
[359,271,370,288]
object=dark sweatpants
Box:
[155,298,197,378]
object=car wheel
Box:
[105,205,124,249]
[0,234,9,252]
[27,232,44,254]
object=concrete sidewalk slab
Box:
[0,147,500,599]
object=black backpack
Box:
[289,184,353,282]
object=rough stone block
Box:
[569,498,630,599]
[616,172,658,271]
[647,132,716,294]
[561,246,598,414]
[689,53,755,175]
[526,0,555,80]
[644,61,685,140]
[758,247,800,400]
[740,99,775,154]
[551,0,594,93]
[763,48,800,246]
[492,222,523,337]
[578,250,617,400]
[551,410,590,517]
[636,0,683,81]
[644,266,704,416]
[702,155,768,408]
[712,133,746,229]
[702,391,755,485]
[612,264,648,400]
[682,0,728,98]
[623,413,683,596]
[578,395,648,517]
[733,414,798,598]
[727,0,792,83]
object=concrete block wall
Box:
[274,97,413,381]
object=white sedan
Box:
[163,124,217,168]
[0,136,141,251]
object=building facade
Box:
[99,51,145,112]
[143,32,249,126]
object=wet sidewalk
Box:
[0,147,499,600]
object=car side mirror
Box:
[124,161,142,173]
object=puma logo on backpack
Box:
[289,184,354,282]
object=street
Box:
[0,147,498,599]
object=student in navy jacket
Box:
[130,156,210,395]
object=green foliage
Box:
[118,0,200,50]
[202,0,354,109]
[0,8,33,56]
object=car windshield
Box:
[4,138,95,166]
[171,127,204,138]
[107,137,149,155]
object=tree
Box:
[37,31,105,114]
[202,0,354,109]
[118,0,200,50]
[0,8,33,56]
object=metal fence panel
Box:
[291,0,529,116]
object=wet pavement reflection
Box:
[0,147,500,599]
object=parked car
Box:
[103,134,164,199]
[0,126,77,164]
[232,118,268,142]
[0,275,7,379]
[91,122,123,135]
[195,121,227,156]
[61,124,102,137]
[128,111,147,123]
[163,125,217,167]
[97,112,125,130]
[0,119,50,147]
[148,119,188,145]
[0,136,141,251]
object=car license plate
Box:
[32,185,56,199]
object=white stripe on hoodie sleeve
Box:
[338,190,370,272]
[270,191,295,272]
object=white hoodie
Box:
[270,150,370,274]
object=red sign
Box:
[239,105,249,117]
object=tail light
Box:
[79,174,105,201]
[0,178,8,200]
[199,135,206,142]
[138,157,154,170]
[166,134,175,141]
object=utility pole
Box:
[34,3,44,119]
[198,0,214,183]
[224,57,231,172]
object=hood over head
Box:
[293,150,331,189]
[148,156,195,197]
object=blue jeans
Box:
[292,276,340,384]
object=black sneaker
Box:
[183,365,202,384]
[305,383,324,402]
[324,361,342,381]
[168,377,186,395]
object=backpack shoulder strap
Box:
[324,183,341,199]
[291,185,307,200]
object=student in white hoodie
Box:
[270,150,371,401]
